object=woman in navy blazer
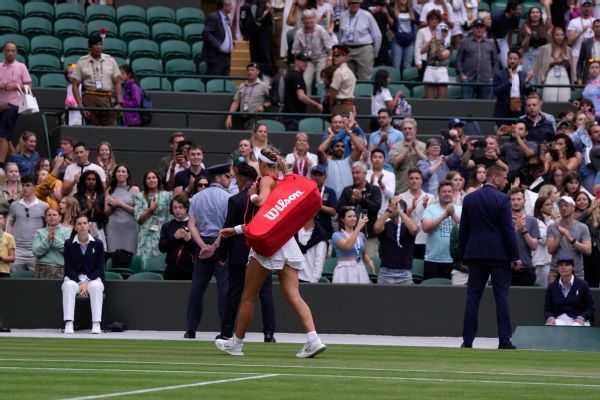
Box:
[544,257,595,326]
[61,214,105,334]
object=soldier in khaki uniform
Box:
[328,45,357,116]
[72,34,122,126]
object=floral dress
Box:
[134,190,172,269]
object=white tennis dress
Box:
[249,237,305,271]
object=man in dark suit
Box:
[576,19,600,84]
[62,214,105,335]
[493,50,530,127]
[217,163,276,342]
[202,0,234,76]
[544,257,595,326]
[459,165,520,349]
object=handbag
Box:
[245,174,322,257]
[509,97,521,113]
[17,86,39,115]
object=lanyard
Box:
[91,59,104,82]
[343,230,362,262]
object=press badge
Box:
[95,80,103,90]
[553,66,561,78]
[242,103,249,112]
[150,217,159,232]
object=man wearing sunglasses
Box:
[6,175,48,272]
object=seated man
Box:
[62,214,105,334]
[544,257,595,326]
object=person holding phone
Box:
[159,195,195,280]
[422,22,451,99]
[332,207,375,284]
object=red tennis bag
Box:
[245,174,322,257]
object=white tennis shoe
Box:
[296,338,327,358]
[215,337,244,356]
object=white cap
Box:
[559,195,575,206]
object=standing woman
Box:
[59,196,80,230]
[531,27,572,103]
[0,162,21,215]
[582,60,600,112]
[74,171,107,250]
[391,0,415,73]
[96,142,117,182]
[519,6,550,75]
[216,147,327,358]
[532,196,553,287]
[422,22,451,99]
[134,170,172,270]
[105,164,139,260]
[577,198,600,287]
[332,206,375,284]
[371,69,403,131]
[119,64,143,127]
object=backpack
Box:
[269,71,286,111]
[239,3,260,38]
[139,89,152,126]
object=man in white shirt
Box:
[366,149,396,216]
[567,0,595,81]
[62,142,106,196]
[399,168,435,260]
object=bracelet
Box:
[234,225,243,235]
[250,194,259,203]
[521,229,528,235]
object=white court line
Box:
[2,365,600,389]
[0,358,598,380]
[61,374,279,400]
[0,366,258,376]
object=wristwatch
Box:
[570,237,577,244]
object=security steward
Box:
[71,34,122,126]
[217,162,276,342]
[185,163,232,338]
[328,45,357,116]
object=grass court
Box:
[1,337,600,399]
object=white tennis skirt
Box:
[332,260,371,284]
[249,237,305,271]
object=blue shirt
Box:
[189,183,231,237]
[368,127,404,171]
[332,231,366,260]
[8,151,40,177]
[323,126,367,158]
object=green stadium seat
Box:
[0,1,23,20]
[410,85,425,98]
[11,270,34,279]
[176,7,205,26]
[102,37,127,58]
[257,119,286,132]
[152,22,182,43]
[191,41,204,63]
[131,57,162,75]
[198,61,207,75]
[128,39,159,60]
[205,78,237,93]
[21,17,52,38]
[372,65,401,82]
[402,66,420,81]
[113,56,127,67]
[62,54,81,68]
[322,257,337,278]
[420,277,452,285]
[447,85,462,99]
[145,254,166,274]
[0,34,29,57]
[104,271,123,281]
[491,2,507,14]
[120,21,151,42]
[571,87,583,101]
[129,255,143,273]
[412,258,424,284]
[30,74,38,87]
[86,5,116,22]
[55,3,85,21]
[0,16,20,35]
[448,49,458,68]
[447,67,457,77]
[183,23,205,42]
[40,73,68,88]
[28,54,61,72]
[478,2,491,12]
[160,40,191,62]
[87,20,118,38]
[140,77,172,91]
[30,35,62,57]
[354,83,373,97]
[165,58,196,75]
[63,36,89,56]
[287,28,295,49]
[24,2,54,21]
[173,78,205,92]
[146,6,176,25]
[116,5,146,24]
[54,18,85,40]
[298,117,329,133]
[389,83,410,97]
[318,276,330,283]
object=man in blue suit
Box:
[459,165,520,349]
[202,0,234,76]
[492,50,530,127]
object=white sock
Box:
[232,334,244,344]
[307,331,318,342]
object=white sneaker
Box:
[296,338,327,358]
[64,321,74,334]
[91,322,101,334]
[215,337,244,356]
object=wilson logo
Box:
[263,190,304,221]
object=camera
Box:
[473,140,487,149]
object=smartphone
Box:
[473,140,487,149]
[176,148,183,156]
[56,148,64,157]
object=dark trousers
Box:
[186,237,229,332]
[413,244,426,261]
[424,261,452,280]
[511,268,536,286]
[164,264,193,281]
[462,261,513,346]
[220,262,276,338]
[206,52,231,76]
[0,105,18,140]
[584,246,600,288]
